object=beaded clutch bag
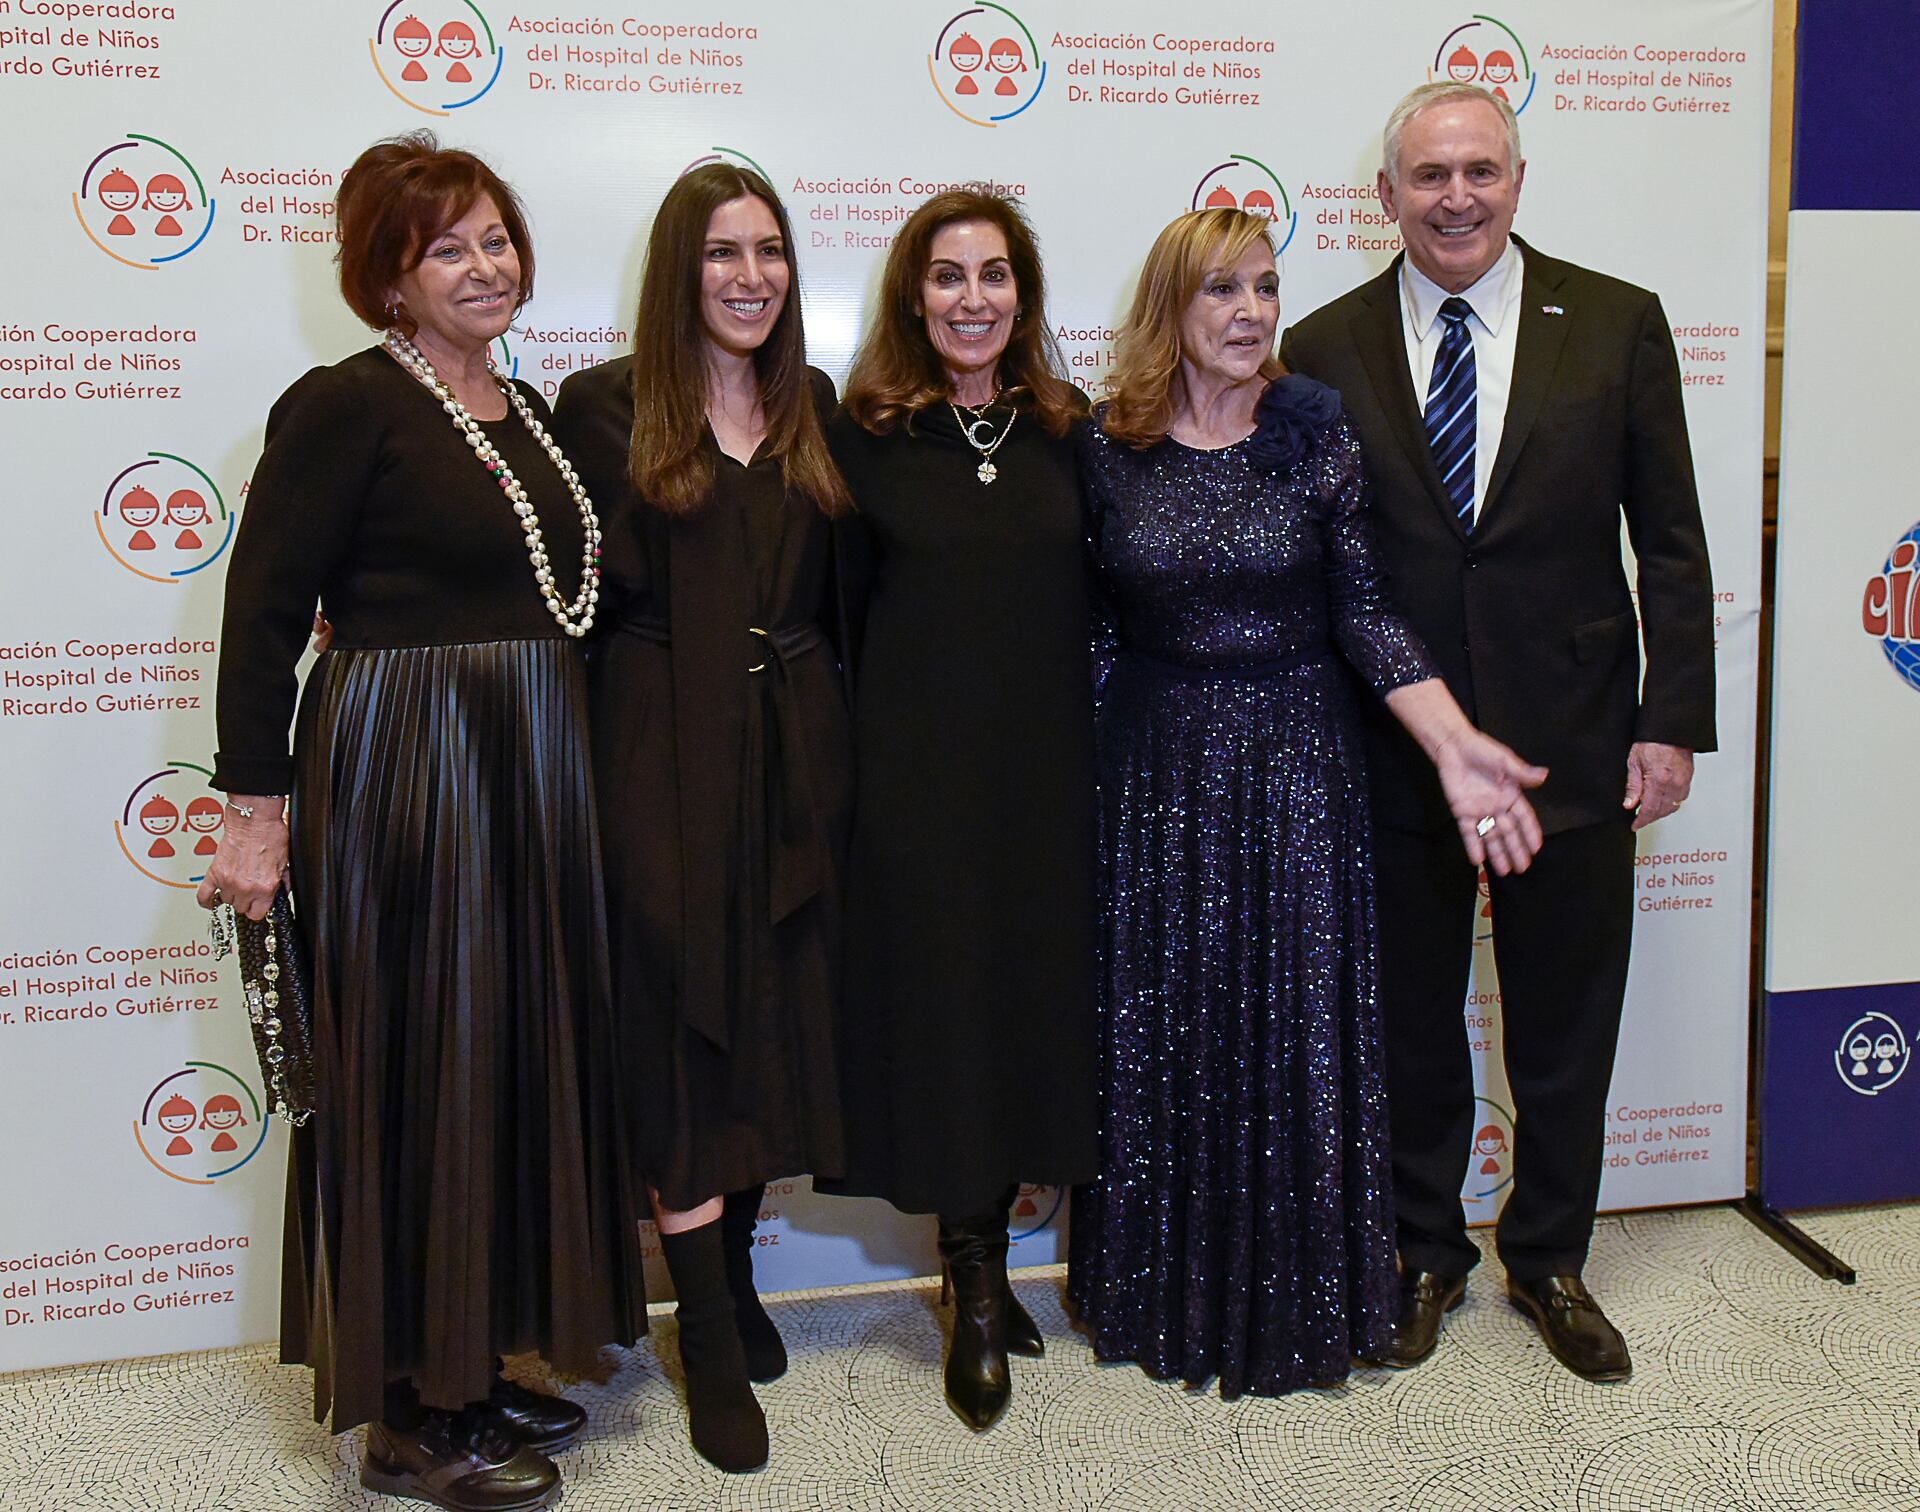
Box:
[209,889,316,1126]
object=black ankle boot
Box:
[936,1209,1012,1431]
[720,1186,787,1382]
[996,1188,1044,1359]
[659,1221,769,1473]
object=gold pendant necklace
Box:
[949,401,1015,486]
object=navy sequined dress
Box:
[1066,376,1437,1398]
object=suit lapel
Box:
[1349,258,1468,543]
[1481,244,1572,524]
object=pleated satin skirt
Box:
[279,638,647,1433]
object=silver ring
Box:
[1475,815,1497,838]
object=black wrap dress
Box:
[822,400,1099,1219]
[551,358,851,1211]
[213,347,646,1432]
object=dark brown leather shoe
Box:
[487,1374,587,1453]
[1507,1275,1631,1381]
[361,1409,561,1510]
[1371,1270,1467,1368]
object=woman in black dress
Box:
[550,164,852,1474]
[1067,206,1544,1397]
[826,191,1097,1432]
[199,134,642,1511]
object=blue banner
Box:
[1791,0,1920,211]
[1760,984,1920,1208]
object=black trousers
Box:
[1375,816,1636,1282]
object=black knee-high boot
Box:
[659,1222,768,1473]
[937,1207,1012,1431]
[720,1186,787,1382]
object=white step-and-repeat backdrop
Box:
[1,1,1769,1372]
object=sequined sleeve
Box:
[1075,419,1123,706]
[1320,416,1438,695]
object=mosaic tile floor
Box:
[3,1204,1917,1511]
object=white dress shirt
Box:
[1398,239,1524,527]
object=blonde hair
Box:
[1100,207,1283,448]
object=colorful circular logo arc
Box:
[1008,1183,1065,1241]
[1190,155,1299,257]
[370,1,503,115]
[1463,1094,1516,1203]
[493,333,518,380]
[73,135,216,269]
[116,761,223,889]
[98,454,234,585]
[134,1062,271,1184]
[1860,520,1920,693]
[1430,15,1536,115]
[1834,1011,1910,1098]
[681,146,773,183]
[931,4,1046,126]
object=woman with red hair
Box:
[200,132,642,1512]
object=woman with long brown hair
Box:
[551,163,851,1474]
[823,189,1097,1432]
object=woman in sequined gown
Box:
[1066,207,1546,1397]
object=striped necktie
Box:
[1425,295,1477,530]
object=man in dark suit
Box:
[1279,82,1716,1380]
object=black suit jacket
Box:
[1279,241,1717,837]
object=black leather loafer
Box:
[1508,1274,1631,1381]
[1372,1270,1467,1369]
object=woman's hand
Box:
[311,612,334,654]
[195,798,289,920]
[1434,729,1547,875]
[1384,678,1547,875]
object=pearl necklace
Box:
[384,330,602,638]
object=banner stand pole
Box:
[1731,1194,1857,1282]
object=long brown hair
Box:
[1102,207,1285,448]
[842,189,1080,437]
[628,163,849,516]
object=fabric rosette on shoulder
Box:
[1248,375,1343,473]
